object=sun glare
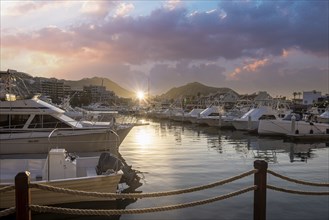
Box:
[137,91,145,100]
[135,129,153,148]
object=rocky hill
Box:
[160,82,238,100]
[62,77,134,98]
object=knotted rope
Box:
[30,185,257,215]
[267,184,329,195]
[30,169,257,199]
[0,207,16,218]
[268,170,329,187]
[0,185,15,193]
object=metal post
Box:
[15,171,31,220]
[248,115,252,130]
[254,160,268,220]
[291,115,296,134]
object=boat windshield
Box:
[57,114,83,128]
[282,114,301,121]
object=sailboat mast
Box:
[147,76,150,99]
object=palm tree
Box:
[297,92,302,99]
[293,92,297,100]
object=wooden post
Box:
[254,160,268,220]
[15,171,31,220]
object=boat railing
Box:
[47,128,59,145]
[46,127,121,146]
[109,128,120,149]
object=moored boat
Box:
[258,114,329,136]
[0,149,123,208]
[0,95,133,155]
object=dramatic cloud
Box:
[114,3,135,17]
[1,0,328,96]
[80,1,117,20]
[228,58,269,80]
[1,1,67,16]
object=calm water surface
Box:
[117,119,329,220]
[13,118,329,220]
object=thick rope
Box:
[0,185,15,193]
[30,169,257,199]
[30,185,256,215]
[267,184,329,195]
[268,170,329,187]
[0,207,16,218]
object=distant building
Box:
[83,85,115,103]
[40,79,71,103]
[303,90,321,105]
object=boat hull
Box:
[0,126,133,155]
[0,174,122,209]
[232,120,259,131]
[199,117,234,128]
[258,120,329,136]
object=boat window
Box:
[208,113,220,116]
[29,115,42,128]
[43,115,71,128]
[2,115,30,129]
[259,115,276,120]
[0,114,9,128]
[283,114,301,121]
[29,115,71,128]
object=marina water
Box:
[16,119,329,220]
[119,119,329,220]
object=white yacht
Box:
[0,95,133,155]
[232,105,288,132]
[196,105,225,126]
[183,106,242,128]
[317,108,329,123]
[182,108,204,123]
[258,114,329,136]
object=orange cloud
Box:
[242,58,269,72]
[228,58,269,80]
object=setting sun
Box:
[136,91,145,100]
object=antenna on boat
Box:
[0,69,33,100]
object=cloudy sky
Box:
[1,0,328,97]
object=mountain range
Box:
[1,69,239,100]
[63,78,238,100]
[62,77,134,98]
[159,82,237,100]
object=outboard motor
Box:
[96,152,142,189]
[96,152,123,175]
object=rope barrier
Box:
[0,207,16,218]
[30,169,257,199]
[29,185,257,215]
[267,184,329,195]
[0,185,15,193]
[267,170,329,187]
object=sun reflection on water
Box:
[134,128,153,148]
